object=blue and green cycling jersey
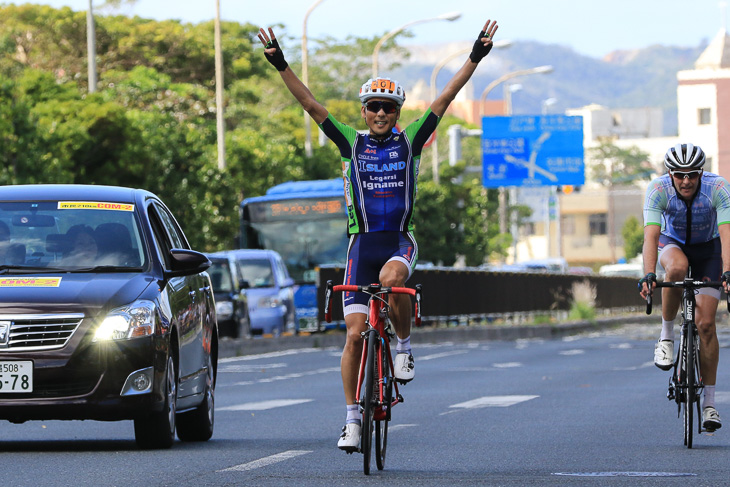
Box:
[643,172,730,244]
[318,109,440,235]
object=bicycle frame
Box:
[646,275,728,447]
[324,280,422,474]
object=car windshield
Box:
[208,260,233,293]
[237,258,274,288]
[0,200,146,271]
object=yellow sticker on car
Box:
[0,277,62,287]
[57,201,134,211]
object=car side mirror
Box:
[166,249,211,277]
[282,277,295,288]
[239,279,250,290]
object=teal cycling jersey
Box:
[318,109,440,235]
[643,172,730,244]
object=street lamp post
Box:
[302,0,326,158]
[479,65,553,117]
[371,11,461,79]
[429,40,511,185]
[477,65,553,257]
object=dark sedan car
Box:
[0,185,217,449]
[205,252,250,339]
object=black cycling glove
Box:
[722,271,730,284]
[469,30,494,64]
[264,38,288,72]
[638,272,657,291]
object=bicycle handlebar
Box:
[645,279,730,315]
[323,280,422,326]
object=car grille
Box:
[0,314,84,351]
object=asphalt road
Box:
[5,318,730,487]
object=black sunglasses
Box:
[365,101,398,114]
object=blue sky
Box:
[4,0,729,58]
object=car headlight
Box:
[216,300,234,320]
[94,300,156,341]
[258,296,282,308]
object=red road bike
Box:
[324,280,422,475]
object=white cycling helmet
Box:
[664,143,706,171]
[359,77,406,107]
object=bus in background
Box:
[240,179,348,332]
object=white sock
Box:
[704,385,716,410]
[345,404,360,425]
[660,319,675,341]
[396,336,411,354]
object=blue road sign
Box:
[482,115,584,188]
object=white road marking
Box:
[419,350,468,361]
[449,395,539,409]
[218,450,312,472]
[559,349,585,356]
[219,348,330,363]
[388,424,418,432]
[220,366,340,388]
[493,362,523,368]
[218,399,313,411]
[714,391,730,404]
[610,343,634,349]
[612,362,654,371]
[219,363,287,373]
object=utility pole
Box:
[86,0,97,93]
[214,0,226,170]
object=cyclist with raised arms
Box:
[258,19,499,451]
[639,143,730,432]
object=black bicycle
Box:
[646,276,729,448]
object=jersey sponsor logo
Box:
[363,180,405,191]
[389,151,398,159]
[357,161,406,172]
[364,148,377,154]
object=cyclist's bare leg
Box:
[379,260,411,339]
[659,247,688,321]
[342,312,367,404]
[696,294,719,387]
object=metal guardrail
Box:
[317,266,647,326]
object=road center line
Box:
[218,450,312,472]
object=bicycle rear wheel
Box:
[375,339,392,471]
[684,323,695,449]
[361,329,378,475]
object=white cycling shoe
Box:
[394,352,415,383]
[654,340,674,371]
[703,407,722,432]
[337,423,361,453]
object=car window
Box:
[237,258,275,288]
[0,200,146,269]
[209,261,233,293]
[147,204,173,269]
[153,203,187,250]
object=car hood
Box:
[244,287,279,300]
[0,273,156,315]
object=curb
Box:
[219,312,658,359]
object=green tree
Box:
[622,215,643,260]
[588,141,654,186]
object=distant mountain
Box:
[387,41,707,135]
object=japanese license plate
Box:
[0,361,33,393]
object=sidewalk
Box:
[219,312,659,359]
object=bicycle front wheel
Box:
[375,340,392,470]
[684,323,695,449]
[361,329,378,475]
